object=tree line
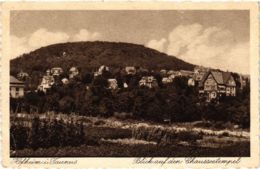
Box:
[10,68,250,128]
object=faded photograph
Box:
[9,10,250,157]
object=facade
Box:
[17,71,29,80]
[162,77,173,84]
[188,78,195,86]
[38,75,55,93]
[94,65,110,77]
[193,66,209,81]
[167,70,175,76]
[69,67,79,79]
[199,70,236,101]
[98,65,109,74]
[61,78,69,85]
[123,82,128,88]
[10,76,25,98]
[125,66,136,75]
[51,67,63,76]
[107,79,118,90]
[239,75,247,90]
[160,69,167,76]
[139,76,158,88]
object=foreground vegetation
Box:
[10,113,250,157]
[12,142,249,157]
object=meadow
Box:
[10,112,250,157]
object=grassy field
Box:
[10,113,250,157]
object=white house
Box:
[125,66,136,75]
[188,78,195,86]
[61,78,69,85]
[10,76,25,98]
[51,67,63,76]
[162,77,173,84]
[69,67,79,79]
[139,76,158,88]
[38,75,55,93]
[107,79,118,90]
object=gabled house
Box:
[10,76,25,98]
[139,76,158,88]
[199,70,236,101]
[193,66,209,81]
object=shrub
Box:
[11,117,86,150]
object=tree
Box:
[59,96,75,114]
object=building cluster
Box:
[10,65,249,102]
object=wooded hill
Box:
[10,41,195,75]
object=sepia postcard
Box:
[1,2,259,168]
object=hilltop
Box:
[10,41,194,75]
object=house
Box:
[167,70,175,75]
[193,66,209,81]
[138,67,149,74]
[168,74,175,80]
[38,74,55,93]
[162,77,173,84]
[17,71,29,80]
[239,75,247,90]
[180,70,194,77]
[94,65,110,77]
[199,70,236,102]
[123,82,128,88]
[107,79,118,90]
[125,66,136,75]
[61,78,69,85]
[160,69,167,76]
[69,67,79,79]
[188,78,195,86]
[139,76,158,88]
[10,76,25,98]
[51,67,63,76]
[98,65,109,74]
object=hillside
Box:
[10,41,195,75]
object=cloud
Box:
[11,28,102,59]
[72,29,101,42]
[146,23,249,74]
[10,35,31,59]
[28,28,70,48]
[146,38,167,53]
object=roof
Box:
[199,70,234,87]
[10,76,24,84]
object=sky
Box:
[10,10,249,74]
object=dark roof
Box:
[199,70,234,87]
[10,75,24,84]
[222,72,232,84]
[199,71,210,87]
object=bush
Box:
[11,117,86,150]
